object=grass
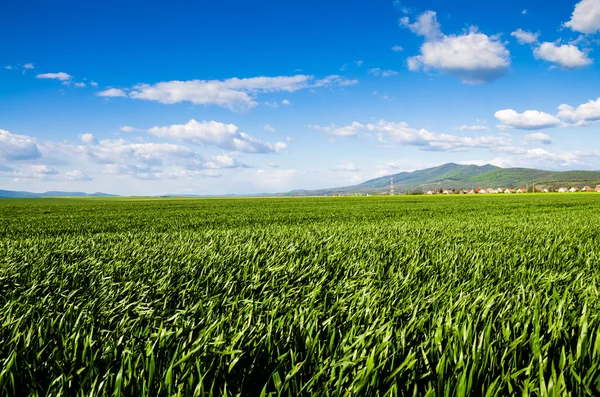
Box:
[1,194,600,396]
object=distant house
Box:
[542,188,549,193]
[426,190,435,195]
[504,188,516,194]
[558,187,569,193]
[596,185,600,192]
[442,189,452,195]
[582,186,593,192]
[497,188,505,193]
[569,187,580,192]
[467,189,475,194]
[475,188,484,194]
[516,188,527,193]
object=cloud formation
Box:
[148,119,287,154]
[312,120,515,152]
[533,42,592,69]
[402,11,510,84]
[511,29,539,44]
[122,74,356,110]
[494,109,561,130]
[564,0,600,34]
[36,72,73,81]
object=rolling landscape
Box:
[289,163,600,195]
[3,0,600,395]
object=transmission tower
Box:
[390,176,394,195]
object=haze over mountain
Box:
[286,163,600,195]
[0,190,118,198]
[2,0,600,196]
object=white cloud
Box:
[0,129,41,161]
[312,75,358,88]
[311,120,515,152]
[564,0,600,34]
[80,133,97,145]
[96,88,127,97]
[391,45,404,52]
[23,63,34,70]
[522,9,527,15]
[36,72,72,81]
[309,122,363,137]
[469,148,599,169]
[523,132,552,144]
[148,119,286,154]
[402,11,510,84]
[557,98,600,122]
[74,82,87,88]
[335,163,361,172]
[533,42,592,68]
[126,74,356,110]
[264,124,276,132]
[494,109,561,130]
[65,170,92,181]
[454,124,489,131]
[400,10,442,41]
[355,60,363,67]
[268,162,279,168]
[5,66,13,70]
[120,126,141,133]
[368,68,399,77]
[28,164,58,175]
[511,29,539,44]
[90,81,98,87]
[282,99,291,105]
[203,154,246,169]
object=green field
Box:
[1,194,600,396]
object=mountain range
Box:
[0,190,118,198]
[286,163,600,196]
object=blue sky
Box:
[1,0,600,195]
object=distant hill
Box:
[0,190,118,198]
[286,163,600,196]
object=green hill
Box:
[286,163,600,195]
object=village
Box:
[427,185,600,195]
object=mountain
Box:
[286,163,600,196]
[0,190,118,198]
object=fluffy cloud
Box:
[454,124,488,131]
[65,170,92,181]
[23,63,34,70]
[368,68,399,77]
[391,45,404,52]
[523,132,552,145]
[36,72,72,81]
[311,120,514,152]
[467,148,599,169]
[533,42,592,68]
[264,124,276,133]
[511,29,539,44]
[309,122,363,137]
[494,109,561,130]
[90,81,98,87]
[400,10,442,40]
[120,126,141,133]
[80,133,97,144]
[28,164,58,175]
[74,82,86,88]
[0,129,42,161]
[402,11,510,84]
[564,0,600,34]
[96,88,127,97]
[334,163,361,172]
[148,119,286,153]
[126,74,356,110]
[282,99,291,105]
[557,98,600,122]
